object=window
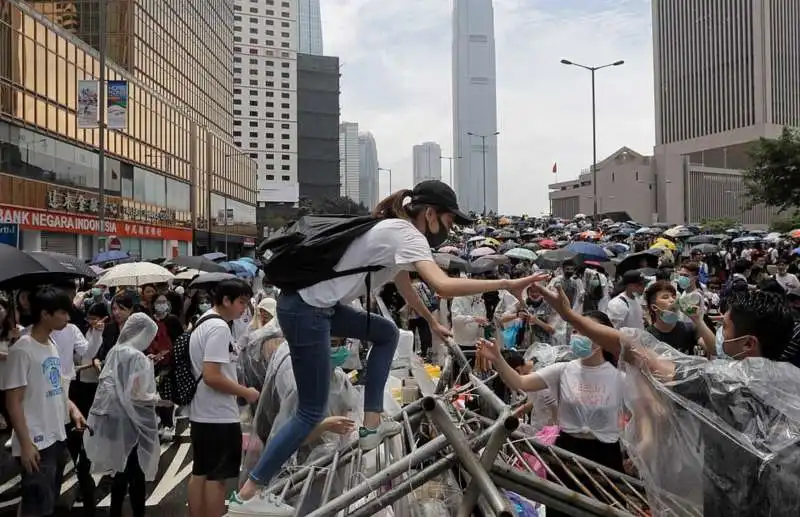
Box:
[249,132,258,138]
[281,165,290,171]
[266,71,274,77]
[249,58,258,64]
[281,114,290,119]
[282,175,290,181]
[281,83,289,88]
[266,154,274,159]
[233,57,241,63]
[281,93,290,99]
[281,73,290,78]
[249,7,257,13]
[266,122,274,128]
[281,22,289,28]
[250,48,258,54]
[249,38,258,44]
[249,69,258,75]
[281,42,289,48]
[281,123,290,129]
[267,9,274,15]
[281,32,289,38]
[281,154,290,160]
[266,143,274,149]
[281,144,290,150]
[233,99,241,105]
[249,28,258,34]
[249,111,257,116]
[281,134,289,140]
[281,62,290,68]
[281,103,290,108]
[249,121,258,127]
[233,67,242,73]
[234,120,242,126]
[249,142,258,148]
[250,90,258,95]
[266,164,274,170]
[233,109,242,115]
[249,80,259,85]
[249,100,258,106]
[233,89,241,94]
[266,133,274,138]
[266,112,275,118]
[266,40,274,46]
[233,131,241,137]
[266,174,275,180]
[250,153,258,159]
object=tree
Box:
[742,127,800,212]
[700,217,738,233]
[770,213,800,233]
[297,196,369,216]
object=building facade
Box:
[296,53,339,206]
[413,141,442,185]
[358,132,379,209]
[233,0,299,210]
[452,0,499,215]
[652,0,799,225]
[297,0,322,55]
[1,0,257,259]
[548,148,657,223]
[339,121,359,202]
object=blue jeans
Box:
[248,291,399,484]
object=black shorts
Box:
[17,441,68,516]
[190,421,242,481]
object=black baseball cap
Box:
[622,269,646,285]
[411,180,474,225]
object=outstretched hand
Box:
[529,283,571,315]
[507,272,551,303]
[476,337,501,362]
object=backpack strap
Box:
[190,313,227,385]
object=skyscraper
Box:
[413,142,442,185]
[359,132,380,209]
[297,0,323,55]
[339,122,360,202]
[233,0,299,208]
[652,0,799,225]
[452,0,499,215]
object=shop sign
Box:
[0,223,19,247]
[108,237,122,250]
[0,205,192,242]
[47,187,175,224]
[243,237,256,247]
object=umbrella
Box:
[433,253,468,272]
[175,269,202,280]
[437,245,460,254]
[565,242,610,262]
[470,246,495,258]
[635,227,661,235]
[686,234,715,244]
[615,251,659,276]
[99,262,174,287]
[497,241,518,253]
[663,226,694,238]
[203,252,227,262]
[790,229,800,239]
[469,257,500,275]
[167,256,228,273]
[481,254,510,265]
[732,236,760,244]
[90,250,132,265]
[538,239,557,249]
[230,259,259,276]
[25,251,98,279]
[221,261,256,278]
[504,248,537,261]
[691,243,719,255]
[0,244,84,290]
[651,238,677,251]
[189,272,238,289]
[605,243,630,256]
[483,237,501,248]
[522,242,541,251]
[467,235,486,244]
[535,249,578,270]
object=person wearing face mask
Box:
[644,281,716,356]
[231,181,548,514]
[774,258,800,291]
[478,311,625,517]
[533,283,800,516]
[146,293,184,441]
[607,270,646,329]
[93,292,136,371]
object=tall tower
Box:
[339,122,360,203]
[413,142,442,185]
[452,0,499,215]
[652,0,800,225]
[297,0,323,55]
[358,132,379,209]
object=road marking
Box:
[146,442,191,505]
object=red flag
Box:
[552,162,558,174]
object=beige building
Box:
[549,147,657,223]
[652,0,799,226]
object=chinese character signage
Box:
[0,223,19,247]
[107,80,128,130]
[77,80,99,128]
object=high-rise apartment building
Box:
[452,0,499,215]
[297,0,323,55]
[652,0,800,225]
[413,142,442,185]
[339,122,360,202]
[232,0,299,209]
[3,0,257,256]
[358,133,379,209]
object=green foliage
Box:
[263,216,287,230]
[700,217,738,233]
[297,197,369,216]
[743,127,800,212]
[769,213,800,233]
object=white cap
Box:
[258,297,277,317]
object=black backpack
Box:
[156,314,225,406]
[260,214,384,291]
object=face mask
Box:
[656,307,679,325]
[715,327,747,360]
[198,302,211,313]
[589,277,601,288]
[91,287,103,298]
[563,271,573,279]
[676,275,691,290]
[331,346,349,368]
[424,215,449,248]
[569,335,594,359]
[154,302,170,315]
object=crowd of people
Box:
[0,178,799,517]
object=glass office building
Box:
[0,0,257,258]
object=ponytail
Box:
[372,189,413,220]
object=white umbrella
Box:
[99,262,175,287]
[175,268,201,280]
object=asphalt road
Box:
[0,419,234,517]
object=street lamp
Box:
[560,58,624,221]
[440,155,461,188]
[378,167,392,197]
[466,131,499,216]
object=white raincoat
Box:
[85,313,160,481]
[450,294,486,345]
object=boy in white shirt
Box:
[4,287,86,517]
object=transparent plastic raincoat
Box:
[523,342,575,430]
[617,328,800,516]
[450,294,486,345]
[84,313,161,481]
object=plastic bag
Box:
[501,321,522,349]
[407,470,463,516]
[513,426,560,479]
[237,324,284,392]
[618,328,800,516]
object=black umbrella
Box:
[188,272,237,289]
[686,234,715,244]
[26,251,98,279]
[691,243,719,255]
[614,250,659,276]
[433,253,468,273]
[469,257,500,275]
[167,256,228,273]
[0,244,90,290]
[535,249,578,270]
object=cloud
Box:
[321,0,655,215]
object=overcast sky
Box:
[321,0,656,215]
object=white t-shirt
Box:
[189,310,241,424]
[775,272,800,291]
[2,335,68,455]
[537,359,623,443]
[50,323,89,380]
[299,219,433,308]
[608,293,644,330]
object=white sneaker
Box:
[4,437,10,449]
[227,492,294,517]
[160,427,175,442]
[358,420,402,451]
